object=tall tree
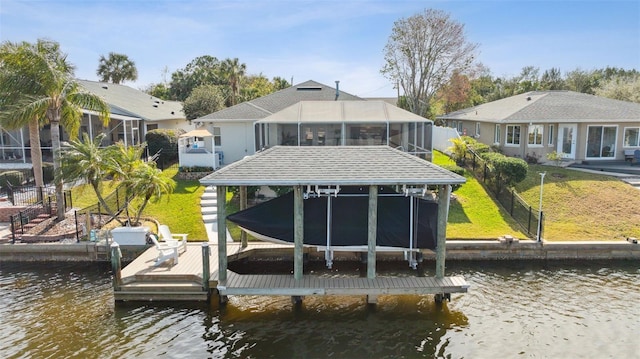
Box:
[0,39,62,189]
[595,75,640,103]
[272,76,291,91]
[540,67,565,90]
[219,57,246,106]
[96,52,138,84]
[0,39,110,221]
[169,55,221,101]
[381,8,478,116]
[182,84,226,120]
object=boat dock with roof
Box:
[113,146,470,304]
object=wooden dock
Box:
[114,242,469,302]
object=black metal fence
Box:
[460,149,544,239]
[9,189,72,243]
[73,185,131,241]
[6,185,56,206]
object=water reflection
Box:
[1,261,639,358]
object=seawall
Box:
[1,239,638,263]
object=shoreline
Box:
[1,238,638,262]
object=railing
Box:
[9,189,73,243]
[73,185,131,242]
[7,185,56,206]
[460,149,544,239]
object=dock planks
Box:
[117,242,469,301]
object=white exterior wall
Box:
[213,121,256,165]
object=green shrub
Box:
[0,170,25,189]
[179,166,213,173]
[480,152,528,187]
[145,128,185,164]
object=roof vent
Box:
[171,111,175,115]
[153,104,158,108]
[335,80,340,101]
[102,85,108,89]
[526,96,532,101]
[296,86,322,91]
[154,100,160,104]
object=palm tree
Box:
[56,133,123,223]
[109,142,176,225]
[219,58,246,106]
[0,39,110,221]
[96,52,138,84]
[0,40,66,190]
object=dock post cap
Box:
[201,242,210,247]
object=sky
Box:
[0,0,639,98]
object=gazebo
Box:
[178,127,219,169]
[200,145,468,304]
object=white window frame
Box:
[623,127,640,147]
[528,124,544,147]
[548,125,554,146]
[213,127,222,146]
[475,122,481,137]
[494,124,501,144]
[505,125,521,147]
[457,121,463,133]
[585,125,617,159]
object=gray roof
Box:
[198,80,363,122]
[437,91,640,123]
[257,101,432,124]
[199,146,465,186]
[78,80,185,121]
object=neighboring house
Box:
[257,100,432,159]
[0,80,188,168]
[194,80,364,165]
[437,91,640,163]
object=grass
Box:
[69,155,640,242]
[515,165,640,241]
[432,151,527,239]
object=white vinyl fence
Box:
[432,126,461,155]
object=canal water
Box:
[1,260,638,358]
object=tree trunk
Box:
[50,110,65,222]
[28,119,44,191]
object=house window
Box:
[548,125,554,146]
[457,122,463,134]
[147,124,158,131]
[494,124,501,144]
[451,121,457,129]
[505,125,521,146]
[213,127,221,146]
[623,127,640,147]
[528,125,544,146]
[586,125,617,158]
[475,122,481,137]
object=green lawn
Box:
[515,165,640,241]
[432,151,527,239]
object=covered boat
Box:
[227,186,439,251]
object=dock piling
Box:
[110,242,122,291]
[202,242,210,292]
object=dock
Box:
[114,241,469,302]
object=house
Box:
[194,80,364,165]
[256,100,432,159]
[0,80,188,168]
[437,91,640,163]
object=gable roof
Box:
[78,80,185,122]
[437,91,640,123]
[257,100,431,124]
[198,80,363,122]
[200,146,465,186]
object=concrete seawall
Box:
[1,239,638,262]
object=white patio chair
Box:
[150,235,179,266]
[158,225,188,253]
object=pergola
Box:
[200,146,467,302]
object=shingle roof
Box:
[257,101,431,124]
[78,80,185,121]
[198,80,363,121]
[437,91,640,123]
[199,146,465,186]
